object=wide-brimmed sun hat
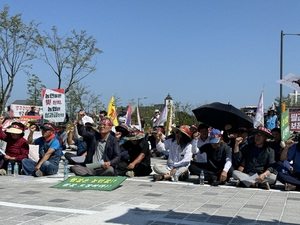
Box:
[85,122,98,132]
[171,125,192,141]
[6,122,25,134]
[250,126,273,139]
[115,123,130,136]
[124,127,145,141]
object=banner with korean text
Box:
[289,109,300,133]
[42,89,65,122]
[51,176,126,191]
[9,104,42,118]
[281,109,290,141]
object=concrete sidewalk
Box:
[1,157,300,225]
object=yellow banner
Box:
[107,96,118,126]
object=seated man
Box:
[148,126,166,158]
[189,128,232,185]
[22,123,61,177]
[277,138,300,191]
[70,112,120,176]
[116,127,152,177]
[190,123,210,164]
[232,126,277,190]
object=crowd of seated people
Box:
[2,108,300,193]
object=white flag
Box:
[154,105,168,126]
[253,90,264,128]
[137,106,141,130]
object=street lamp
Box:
[279,30,300,114]
[138,97,147,108]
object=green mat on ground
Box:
[51,176,127,191]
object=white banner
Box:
[9,104,42,118]
[42,89,65,122]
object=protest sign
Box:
[42,89,65,122]
[52,176,126,191]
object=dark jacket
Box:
[233,142,276,175]
[77,124,120,167]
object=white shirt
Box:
[156,138,193,169]
[191,137,210,163]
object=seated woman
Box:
[0,116,29,174]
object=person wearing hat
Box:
[116,127,152,177]
[153,125,193,182]
[117,108,127,126]
[115,123,130,145]
[70,111,120,176]
[189,128,232,185]
[0,116,29,175]
[22,123,62,177]
[232,126,277,190]
[265,107,278,130]
[151,109,160,127]
[115,123,130,162]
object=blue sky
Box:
[3,1,300,110]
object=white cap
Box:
[154,109,160,113]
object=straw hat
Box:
[171,125,192,141]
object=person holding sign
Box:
[0,116,29,174]
[22,123,61,177]
[70,111,120,176]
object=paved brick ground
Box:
[0,157,300,225]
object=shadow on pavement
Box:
[105,208,295,225]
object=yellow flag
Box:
[107,96,118,126]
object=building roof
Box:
[9,100,30,105]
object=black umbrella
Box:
[192,102,253,131]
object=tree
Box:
[173,102,198,126]
[0,5,39,112]
[274,95,294,110]
[36,26,102,94]
[26,73,46,106]
[65,83,104,120]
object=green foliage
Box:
[173,101,199,126]
[36,26,102,94]
[26,73,45,106]
[0,5,39,111]
[65,83,104,120]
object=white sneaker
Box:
[0,169,6,175]
[126,171,134,178]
